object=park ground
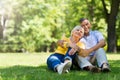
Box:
[0,53,120,80]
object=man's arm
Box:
[78,39,106,57]
[89,39,106,52]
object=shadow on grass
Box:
[0,65,86,80]
[0,60,120,80]
[0,65,50,80]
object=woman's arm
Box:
[57,40,70,48]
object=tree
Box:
[0,8,9,42]
[0,0,120,53]
[101,0,120,52]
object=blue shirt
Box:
[80,30,104,56]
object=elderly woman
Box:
[47,26,85,74]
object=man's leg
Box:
[95,48,108,67]
[76,55,101,73]
[89,55,96,65]
[95,48,110,72]
[76,55,92,69]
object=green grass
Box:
[0,53,120,80]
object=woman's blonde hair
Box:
[71,25,84,36]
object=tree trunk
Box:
[0,15,7,42]
[107,0,119,52]
[0,25,3,40]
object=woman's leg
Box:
[47,53,64,71]
[47,53,72,74]
[64,47,76,61]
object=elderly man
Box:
[76,18,110,72]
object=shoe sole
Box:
[90,67,101,73]
[102,68,110,72]
[62,61,72,73]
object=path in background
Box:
[0,53,119,67]
[0,53,51,67]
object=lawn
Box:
[0,53,120,80]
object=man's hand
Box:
[78,49,91,57]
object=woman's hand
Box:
[68,48,77,55]
[69,43,80,52]
[57,40,65,47]
[68,43,80,55]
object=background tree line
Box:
[0,0,120,53]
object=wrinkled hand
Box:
[69,43,79,51]
[68,48,77,55]
[78,49,90,57]
[57,40,65,47]
[68,43,81,55]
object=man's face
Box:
[80,19,91,34]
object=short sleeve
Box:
[77,42,85,49]
[94,31,104,42]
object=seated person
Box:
[76,18,110,72]
[47,26,85,74]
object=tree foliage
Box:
[0,0,119,52]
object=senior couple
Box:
[47,18,110,74]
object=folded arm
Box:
[78,39,106,57]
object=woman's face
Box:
[72,28,84,39]
[80,19,91,34]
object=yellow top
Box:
[55,37,85,55]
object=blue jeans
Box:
[47,48,76,71]
[76,48,109,69]
[47,53,65,71]
[64,47,76,61]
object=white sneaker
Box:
[57,61,72,74]
[102,63,111,72]
[65,70,69,73]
